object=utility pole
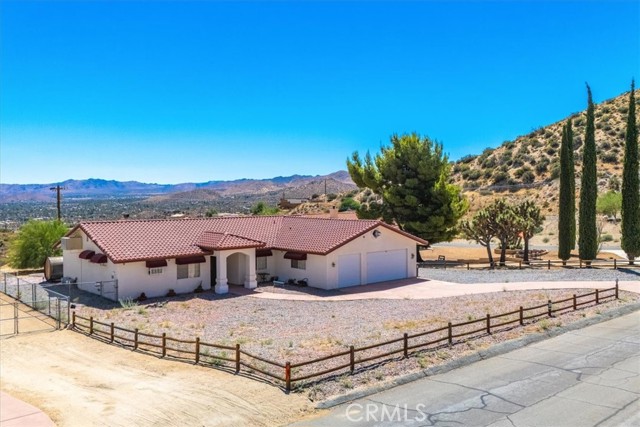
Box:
[324,179,327,197]
[49,185,65,221]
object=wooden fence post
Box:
[403,333,408,358]
[235,344,240,373]
[573,294,577,310]
[486,314,491,334]
[519,306,523,326]
[285,362,291,392]
[195,338,200,364]
[596,289,599,305]
[467,263,470,271]
[134,328,139,350]
[162,332,167,357]
[615,279,619,299]
[580,259,582,269]
[548,260,551,270]
[110,322,114,343]
[89,316,94,335]
[448,322,453,346]
[547,300,552,317]
[614,258,617,270]
[350,346,355,372]
[72,311,76,327]
[519,261,522,270]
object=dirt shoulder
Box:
[0,330,313,427]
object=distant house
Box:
[278,197,309,209]
[59,216,427,300]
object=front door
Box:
[210,256,217,288]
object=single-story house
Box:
[59,216,427,300]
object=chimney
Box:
[329,206,338,219]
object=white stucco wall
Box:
[114,258,211,299]
[272,250,329,289]
[324,226,418,289]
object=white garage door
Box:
[337,254,361,287]
[366,250,407,283]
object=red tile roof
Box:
[195,232,265,251]
[65,216,427,263]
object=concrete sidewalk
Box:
[235,278,640,301]
[0,391,55,427]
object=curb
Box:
[316,301,640,409]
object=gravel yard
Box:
[419,267,639,283]
[75,286,639,400]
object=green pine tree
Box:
[621,80,640,264]
[578,84,598,261]
[558,119,576,261]
[347,132,468,243]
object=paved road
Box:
[293,312,640,427]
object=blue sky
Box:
[1,1,638,184]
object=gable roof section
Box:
[195,232,265,251]
[65,216,427,263]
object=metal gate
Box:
[1,273,69,336]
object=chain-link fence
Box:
[1,272,70,335]
[75,279,119,301]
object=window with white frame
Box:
[149,267,163,275]
[291,259,306,270]
[177,263,200,279]
[256,256,267,270]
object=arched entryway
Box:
[226,252,249,286]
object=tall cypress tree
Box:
[567,120,576,249]
[621,79,640,264]
[578,84,598,261]
[558,118,575,261]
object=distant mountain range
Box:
[0,171,356,203]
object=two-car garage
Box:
[337,249,408,288]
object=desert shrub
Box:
[482,157,497,168]
[573,136,583,149]
[467,169,482,181]
[601,141,612,150]
[535,159,550,175]
[602,152,618,163]
[459,154,478,164]
[521,171,535,184]
[514,166,532,178]
[492,171,509,185]
[546,147,556,156]
[601,234,614,242]
[339,197,360,212]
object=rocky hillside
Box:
[452,89,639,214]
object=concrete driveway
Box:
[292,311,640,426]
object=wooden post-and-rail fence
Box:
[71,283,620,391]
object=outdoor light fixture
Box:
[411,253,415,259]
[331,262,336,267]
[372,230,381,238]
